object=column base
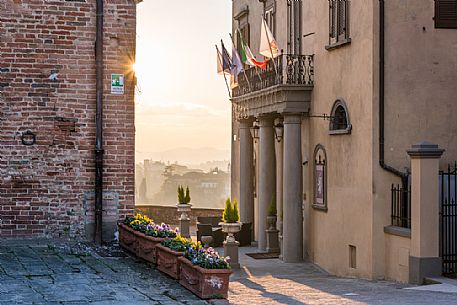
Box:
[409,256,442,284]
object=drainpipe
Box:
[379,0,408,188]
[94,0,104,245]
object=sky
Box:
[134,1,233,163]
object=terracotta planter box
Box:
[136,233,165,264]
[118,223,138,255]
[178,256,232,299]
[156,244,184,280]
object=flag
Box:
[238,29,269,70]
[221,40,232,75]
[259,18,279,58]
[230,73,238,89]
[216,46,229,75]
[231,44,244,77]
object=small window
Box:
[329,99,351,135]
[326,0,351,50]
[313,145,327,211]
[435,0,457,29]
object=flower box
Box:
[156,244,184,280]
[118,223,139,255]
[178,256,232,299]
[136,233,165,264]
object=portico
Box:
[231,55,313,261]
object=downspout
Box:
[94,0,104,245]
[379,0,407,188]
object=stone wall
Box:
[0,0,136,239]
[134,205,223,227]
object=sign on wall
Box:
[315,164,325,205]
[111,74,124,94]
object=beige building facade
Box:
[230,0,457,283]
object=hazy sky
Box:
[135,1,232,161]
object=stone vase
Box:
[177,203,192,238]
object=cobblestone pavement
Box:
[0,239,208,305]
[1,241,457,305]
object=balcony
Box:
[231,54,314,118]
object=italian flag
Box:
[238,30,268,70]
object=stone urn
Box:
[219,222,242,243]
[267,215,277,231]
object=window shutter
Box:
[435,0,457,28]
[337,1,346,36]
[329,0,336,39]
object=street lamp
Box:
[274,122,284,143]
[250,124,259,141]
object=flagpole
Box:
[215,44,232,99]
[262,16,279,76]
[237,28,263,84]
[229,32,252,92]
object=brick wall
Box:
[0,0,136,239]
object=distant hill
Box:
[135,147,230,165]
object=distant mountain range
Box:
[135,147,230,165]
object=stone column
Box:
[258,115,276,251]
[239,119,254,226]
[282,114,303,262]
[407,141,444,284]
[275,119,284,257]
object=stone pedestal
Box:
[266,229,279,253]
[282,114,303,262]
[224,240,240,269]
[407,141,444,284]
[258,116,276,251]
[177,203,192,238]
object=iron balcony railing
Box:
[232,54,314,98]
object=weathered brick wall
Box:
[0,0,136,239]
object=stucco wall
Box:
[384,233,411,283]
[303,0,375,279]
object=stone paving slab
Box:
[0,240,208,305]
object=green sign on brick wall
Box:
[111,74,124,94]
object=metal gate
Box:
[440,163,457,275]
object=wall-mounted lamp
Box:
[250,124,259,140]
[274,122,284,143]
[21,130,36,146]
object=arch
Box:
[329,99,352,134]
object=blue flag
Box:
[221,40,232,75]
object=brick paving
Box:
[1,241,457,305]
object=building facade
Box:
[230,0,457,282]
[0,0,137,240]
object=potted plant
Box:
[177,185,192,238]
[179,246,232,299]
[156,235,197,280]
[119,214,154,255]
[138,222,178,264]
[219,198,241,242]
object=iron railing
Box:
[440,163,457,275]
[391,184,411,229]
[232,54,314,98]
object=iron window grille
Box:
[391,184,411,229]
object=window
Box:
[234,6,250,68]
[329,99,351,134]
[313,145,327,211]
[265,5,276,36]
[327,0,351,49]
[435,0,457,29]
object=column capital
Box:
[239,118,255,129]
[283,113,302,124]
[258,115,275,127]
[407,141,445,159]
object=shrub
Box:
[267,195,277,216]
[178,185,191,204]
[222,198,239,223]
